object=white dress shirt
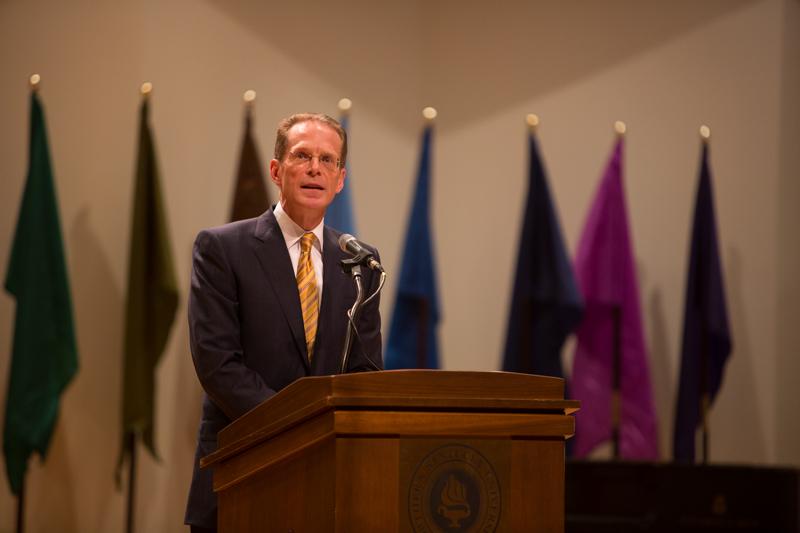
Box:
[273,202,324,307]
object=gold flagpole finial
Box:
[140,82,153,98]
[422,106,437,121]
[243,90,256,112]
[29,74,41,91]
[700,124,711,143]
[338,97,352,114]
[526,113,540,132]
[614,120,626,136]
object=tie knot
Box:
[300,232,316,253]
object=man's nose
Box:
[306,156,322,174]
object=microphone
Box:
[338,233,384,272]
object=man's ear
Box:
[269,159,281,186]
[335,168,346,194]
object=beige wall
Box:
[0,0,797,531]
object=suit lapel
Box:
[251,209,309,370]
[314,225,348,374]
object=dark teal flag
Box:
[385,125,440,369]
[325,113,356,234]
[673,142,731,462]
[502,131,583,377]
[3,91,79,495]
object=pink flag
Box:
[571,138,659,459]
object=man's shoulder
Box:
[197,210,275,242]
[322,224,346,255]
[201,217,256,237]
[323,225,380,258]
[323,223,343,240]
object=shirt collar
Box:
[274,202,324,252]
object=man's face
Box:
[269,120,345,227]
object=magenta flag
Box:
[571,138,659,459]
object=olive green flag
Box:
[119,96,178,472]
[3,91,79,495]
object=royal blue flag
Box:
[385,125,440,369]
[502,131,583,377]
[674,142,732,462]
[325,114,357,235]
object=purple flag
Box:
[571,138,659,459]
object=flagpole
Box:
[13,73,42,533]
[612,306,622,459]
[122,82,153,533]
[243,89,255,119]
[416,301,429,368]
[16,477,25,533]
[243,90,255,145]
[125,432,137,533]
[415,107,437,369]
[611,121,626,460]
[699,125,712,465]
[338,97,352,115]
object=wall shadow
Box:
[775,0,800,465]
[206,0,425,134]
[25,415,79,531]
[422,0,756,131]
[206,0,755,133]
[162,314,204,527]
[715,247,766,461]
[5,206,127,531]
[648,287,673,460]
[70,207,125,529]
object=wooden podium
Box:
[201,370,579,532]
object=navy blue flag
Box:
[502,132,583,377]
[673,142,732,462]
[325,114,357,235]
[385,125,440,369]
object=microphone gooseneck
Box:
[338,233,386,374]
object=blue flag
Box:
[385,125,440,369]
[325,114,357,235]
[673,142,732,462]
[502,132,583,377]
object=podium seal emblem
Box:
[408,444,501,532]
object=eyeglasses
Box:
[286,150,341,171]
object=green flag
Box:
[119,95,178,471]
[3,91,79,495]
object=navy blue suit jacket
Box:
[184,208,382,528]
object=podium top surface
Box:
[202,370,579,469]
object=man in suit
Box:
[184,113,382,532]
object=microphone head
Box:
[338,233,356,252]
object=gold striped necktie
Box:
[296,232,319,362]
